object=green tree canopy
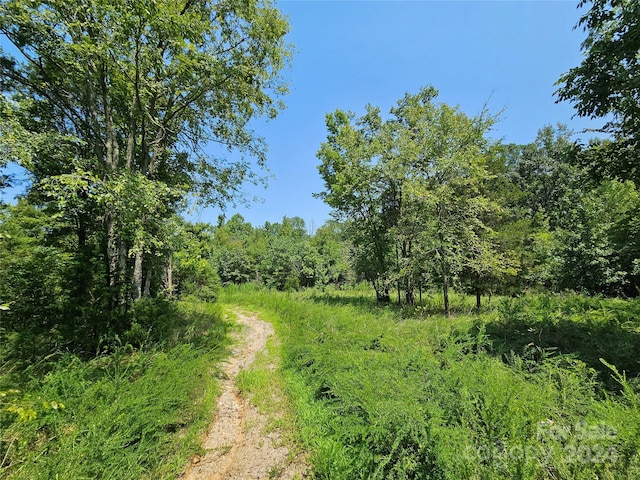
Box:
[317,86,508,313]
[0,0,291,310]
[556,0,640,136]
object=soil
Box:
[182,310,308,480]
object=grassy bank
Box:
[0,301,231,479]
[222,286,640,479]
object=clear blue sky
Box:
[2,1,605,229]
[192,0,603,229]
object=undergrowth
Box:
[222,285,640,480]
[0,301,231,479]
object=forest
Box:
[1,0,640,478]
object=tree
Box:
[0,201,70,337]
[260,217,312,291]
[214,214,255,285]
[553,179,640,295]
[310,221,350,289]
[0,0,291,315]
[395,89,500,315]
[316,107,396,302]
[317,86,506,314]
[172,220,220,301]
[508,125,582,228]
[556,0,640,136]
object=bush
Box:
[0,301,231,479]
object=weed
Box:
[224,287,640,479]
[0,301,231,479]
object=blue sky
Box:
[2,1,606,229]
[192,0,603,229]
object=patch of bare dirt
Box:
[182,310,308,480]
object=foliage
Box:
[0,201,72,341]
[0,301,231,479]
[556,0,640,136]
[552,180,640,295]
[224,287,640,479]
[212,214,350,291]
[316,105,395,301]
[316,86,513,313]
[0,0,291,319]
[172,220,221,301]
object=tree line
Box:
[1,0,640,342]
[316,95,640,314]
[313,0,640,314]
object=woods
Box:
[315,96,640,312]
[0,0,290,347]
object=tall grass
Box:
[223,285,640,479]
[0,301,231,479]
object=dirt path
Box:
[182,310,307,480]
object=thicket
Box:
[212,214,351,291]
[0,200,230,478]
[224,286,640,479]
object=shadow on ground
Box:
[472,297,640,388]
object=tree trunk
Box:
[374,279,391,303]
[133,250,143,300]
[377,290,391,303]
[437,244,450,317]
[476,288,481,312]
[164,254,173,297]
[143,266,152,298]
[442,269,450,317]
[105,214,120,308]
[405,288,415,305]
[395,244,401,304]
[437,223,450,317]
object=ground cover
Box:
[0,301,231,479]
[222,286,640,479]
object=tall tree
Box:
[391,88,500,315]
[0,0,291,312]
[317,87,506,314]
[316,107,395,301]
[508,125,581,229]
[556,0,640,136]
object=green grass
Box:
[222,285,640,480]
[0,301,232,479]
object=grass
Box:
[0,301,232,479]
[3,286,638,479]
[221,285,640,479]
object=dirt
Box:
[182,310,308,480]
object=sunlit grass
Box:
[0,301,232,479]
[223,285,640,479]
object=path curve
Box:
[182,310,307,480]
